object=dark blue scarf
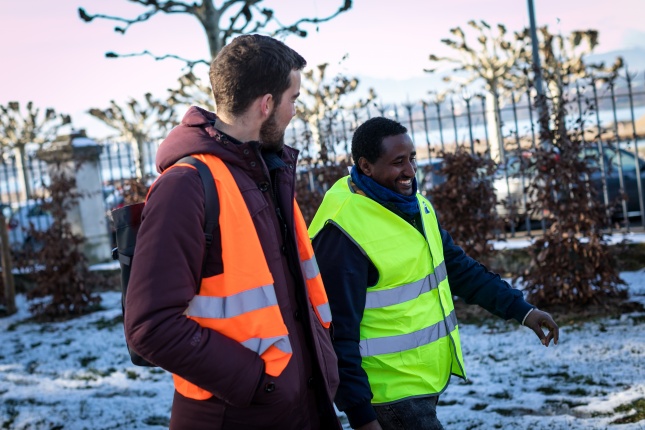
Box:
[350,166,420,216]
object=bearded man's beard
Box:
[259,110,285,152]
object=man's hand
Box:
[357,420,383,430]
[523,309,559,347]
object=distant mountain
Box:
[588,47,645,72]
[353,75,448,105]
[351,47,645,106]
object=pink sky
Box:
[1,0,644,137]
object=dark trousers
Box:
[373,396,444,430]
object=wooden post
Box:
[0,210,16,315]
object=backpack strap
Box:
[177,156,219,294]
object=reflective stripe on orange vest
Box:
[294,203,332,328]
[170,153,330,401]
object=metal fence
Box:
[2,71,645,253]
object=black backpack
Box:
[111,156,219,367]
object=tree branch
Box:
[271,0,352,38]
[105,50,210,70]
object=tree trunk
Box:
[198,1,223,59]
[131,138,146,179]
[485,91,504,164]
[15,146,32,200]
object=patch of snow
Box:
[1,272,644,429]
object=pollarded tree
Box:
[167,71,216,112]
[426,21,529,162]
[0,102,71,199]
[78,0,353,66]
[297,59,376,163]
[427,23,622,162]
[88,93,178,180]
[519,27,623,140]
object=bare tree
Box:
[0,102,71,199]
[426,21,529,162]
[167,71,215,111]
[88,93,178,179]
[522,27,623,139]
[426,23,623,161]
[298,59,375,162]
[78,0,353,66]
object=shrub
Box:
[427,148,503,264]
[24,167,104,320]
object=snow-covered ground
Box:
[1,232,644,429]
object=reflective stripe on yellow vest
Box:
[309,176,466,404]
[171,154,331,400]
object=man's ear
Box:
[358,157,372,177]
[260,94,273,119]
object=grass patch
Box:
[491,407,536,417]
[56,338,73,346]
[79,355,98,367]
[471,403,488,411]
[568,388,589,396]
[68,368,116,382]
[536,386,561,395]
[38,325,59,334]
[91,315,123,330]
[490,391,512,400]
[632,315,645,325]
[612,398,645,424]
[26,360,38,374]
[547,371,571,379]
[143,416,170,426]
[544,398,587,408]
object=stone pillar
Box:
[39,130,112,264]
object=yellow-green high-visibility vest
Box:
[309,176,466,404]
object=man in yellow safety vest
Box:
[309,116,559,430]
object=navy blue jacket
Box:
[312,218,533,429]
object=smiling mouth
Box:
[398,178,413,187]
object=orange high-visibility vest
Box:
[168,154,331,400]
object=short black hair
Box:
[351,117,408,166]
[210,34,306,116]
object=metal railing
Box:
[2,71,644,253]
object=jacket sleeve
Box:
[313,223,378,429]
[440,225,533,323]
[124,167,265,407]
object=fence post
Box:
[0,210,16,316]
[38,131,112,264]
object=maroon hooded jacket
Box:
[124,106,341,429]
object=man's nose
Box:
[404,161,416,177]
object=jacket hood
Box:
[156,105,299,174]
[155,106,238,173]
